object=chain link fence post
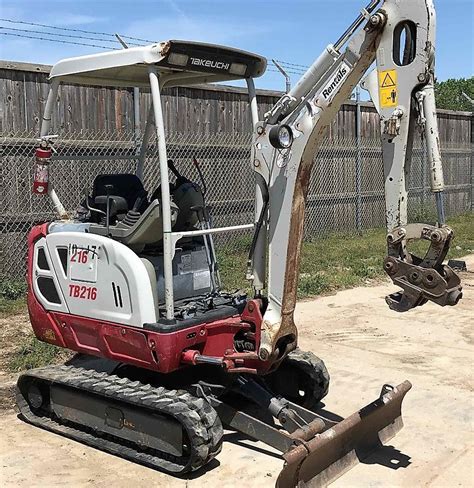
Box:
[355,85,363,232]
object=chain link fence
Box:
[1,129,472,279]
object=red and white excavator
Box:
[18,0,463,486]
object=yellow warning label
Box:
[379,69,398,108]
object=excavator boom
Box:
[250,0,462,362]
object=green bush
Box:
[298,274,331,297]
[0,280,27,300]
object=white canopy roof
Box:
[49,40,267,88]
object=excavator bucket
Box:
[277,381,412,487]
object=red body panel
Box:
[27,224,267,374]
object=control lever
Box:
[193,157,207,195]
[191,204,219,293]
[83,188,106,217]
[104,184,113,236]
[131,188,148,213]
[191,157,221,289]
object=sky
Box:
[1,0,473,92]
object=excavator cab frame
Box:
[38,40,267,322]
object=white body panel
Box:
[33,232,157,327]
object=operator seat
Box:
[91,174,149,222]
[88,173,179,252]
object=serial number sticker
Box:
[181,254,193,271]
[69,284,97,300]
[69,243,98,283]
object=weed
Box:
[0,279,27,300]
[218,213,473,298]
[0,298,27,316]
[0,279,28,317]
[298,273,331,297]
[8,336,68,372]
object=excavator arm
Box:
[250,0,463,362]
[362,0,463,312]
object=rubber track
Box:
[266,348,330,411]
[16,365,223,474]
[286,348,330,401]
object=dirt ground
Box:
[1,257,473,488]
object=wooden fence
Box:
[2,60,473,144]
[0,60,473,278]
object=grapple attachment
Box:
[384,224,462,312]
[277,381,412,488]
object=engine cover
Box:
[32,231,157,327]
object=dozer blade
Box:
[277,380,412,488]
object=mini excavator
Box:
[18,0,463,486]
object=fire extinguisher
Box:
[32,145,52,195]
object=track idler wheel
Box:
[265,348,330,411]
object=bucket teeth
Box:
[277,381,412,488]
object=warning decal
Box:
[379,69,398,108]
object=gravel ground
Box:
[0,256,472,487]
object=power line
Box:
[0,26,142,46]
[269,63,306,76]
[0,17,154,44]
[0,33,307,77]
[274,59,310,70]
[269,67,305,76]
[0,31,121,50]
[0,17,311,77]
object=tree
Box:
[435,77,474,111]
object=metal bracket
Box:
[447,259,467,272]
[383,107,404,137]
[360,7,372,20]
[380,384,395,399]
[415,91,426,130]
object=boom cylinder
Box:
[422,84,445,192]
[267,46,339,124]
[285,46,338,110]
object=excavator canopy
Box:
[48,40,267,88]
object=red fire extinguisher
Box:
[32,145,52,195]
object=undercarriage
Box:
[17,353,411,487]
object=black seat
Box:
[93,174,148,213]
[86,174,149,225]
